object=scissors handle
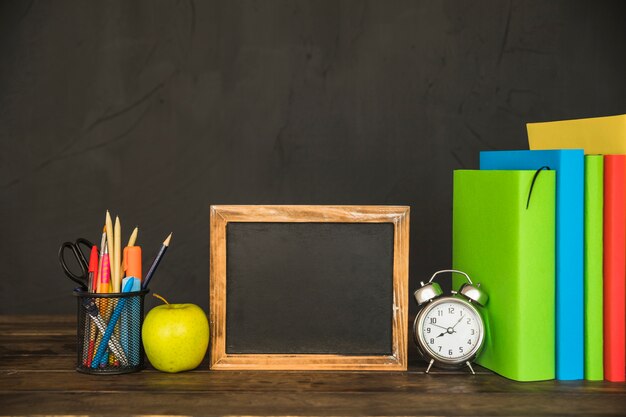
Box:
[58,238,94,289]
[73,238,94,264]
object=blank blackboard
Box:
[210,205,409,371]
[226,222,394,355]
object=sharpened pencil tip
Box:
[163,233,173,246]
[127,226,139,247]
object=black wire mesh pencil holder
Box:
[74,289,148,375]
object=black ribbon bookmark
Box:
[526,166,551,209]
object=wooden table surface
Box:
[1,315,625,416]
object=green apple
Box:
[142,294,209,373]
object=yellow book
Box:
[527,114,626,155]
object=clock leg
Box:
[466,361,475,375]
[425,359,434,374]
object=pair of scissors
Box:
[58,238,95,290]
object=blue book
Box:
[480,149,584,381]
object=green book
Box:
[452,170,556,381]
[584,155,604,380]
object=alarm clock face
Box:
[415,297,484,365]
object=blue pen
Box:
[80,298,128,366]
[92,279,135,368]
[120,277,140,364]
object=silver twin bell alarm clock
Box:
[413,269,488,374]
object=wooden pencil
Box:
[112,217,122,367]
[128,227,138,247]
[105,211,115,285]
[142,233,172,290]
[113,216,122,292]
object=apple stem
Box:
[152,293,170,305]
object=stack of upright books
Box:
[452,114,626,382]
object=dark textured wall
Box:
[1,0,625,316]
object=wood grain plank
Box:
[0,315,75,334]
[209,205,228,368]
[212,205,411,223]
[392,206,409,370]
[1,316,626,416]
[0,355,491,375]
[1,391,625,416]
[0,315,75,325]
[0,371,623,395]
[0,335,76,356]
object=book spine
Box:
[584,155,604,380]
[603,155,626,382]
[518,169,556,381]
[554,154,585,381]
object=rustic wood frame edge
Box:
[209,205,409,371]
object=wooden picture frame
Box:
[209,205,410,371]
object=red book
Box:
[603,155,626,382]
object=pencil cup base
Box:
[73,289,149,375]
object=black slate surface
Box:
[225,222,394,354]
[1,1,625,315]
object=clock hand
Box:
[430,323,448,331]
[451,315,465,330]
[436,332,446,338]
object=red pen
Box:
[94,226,106,293]
[84,245,99,366]
[87,246,98,293]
